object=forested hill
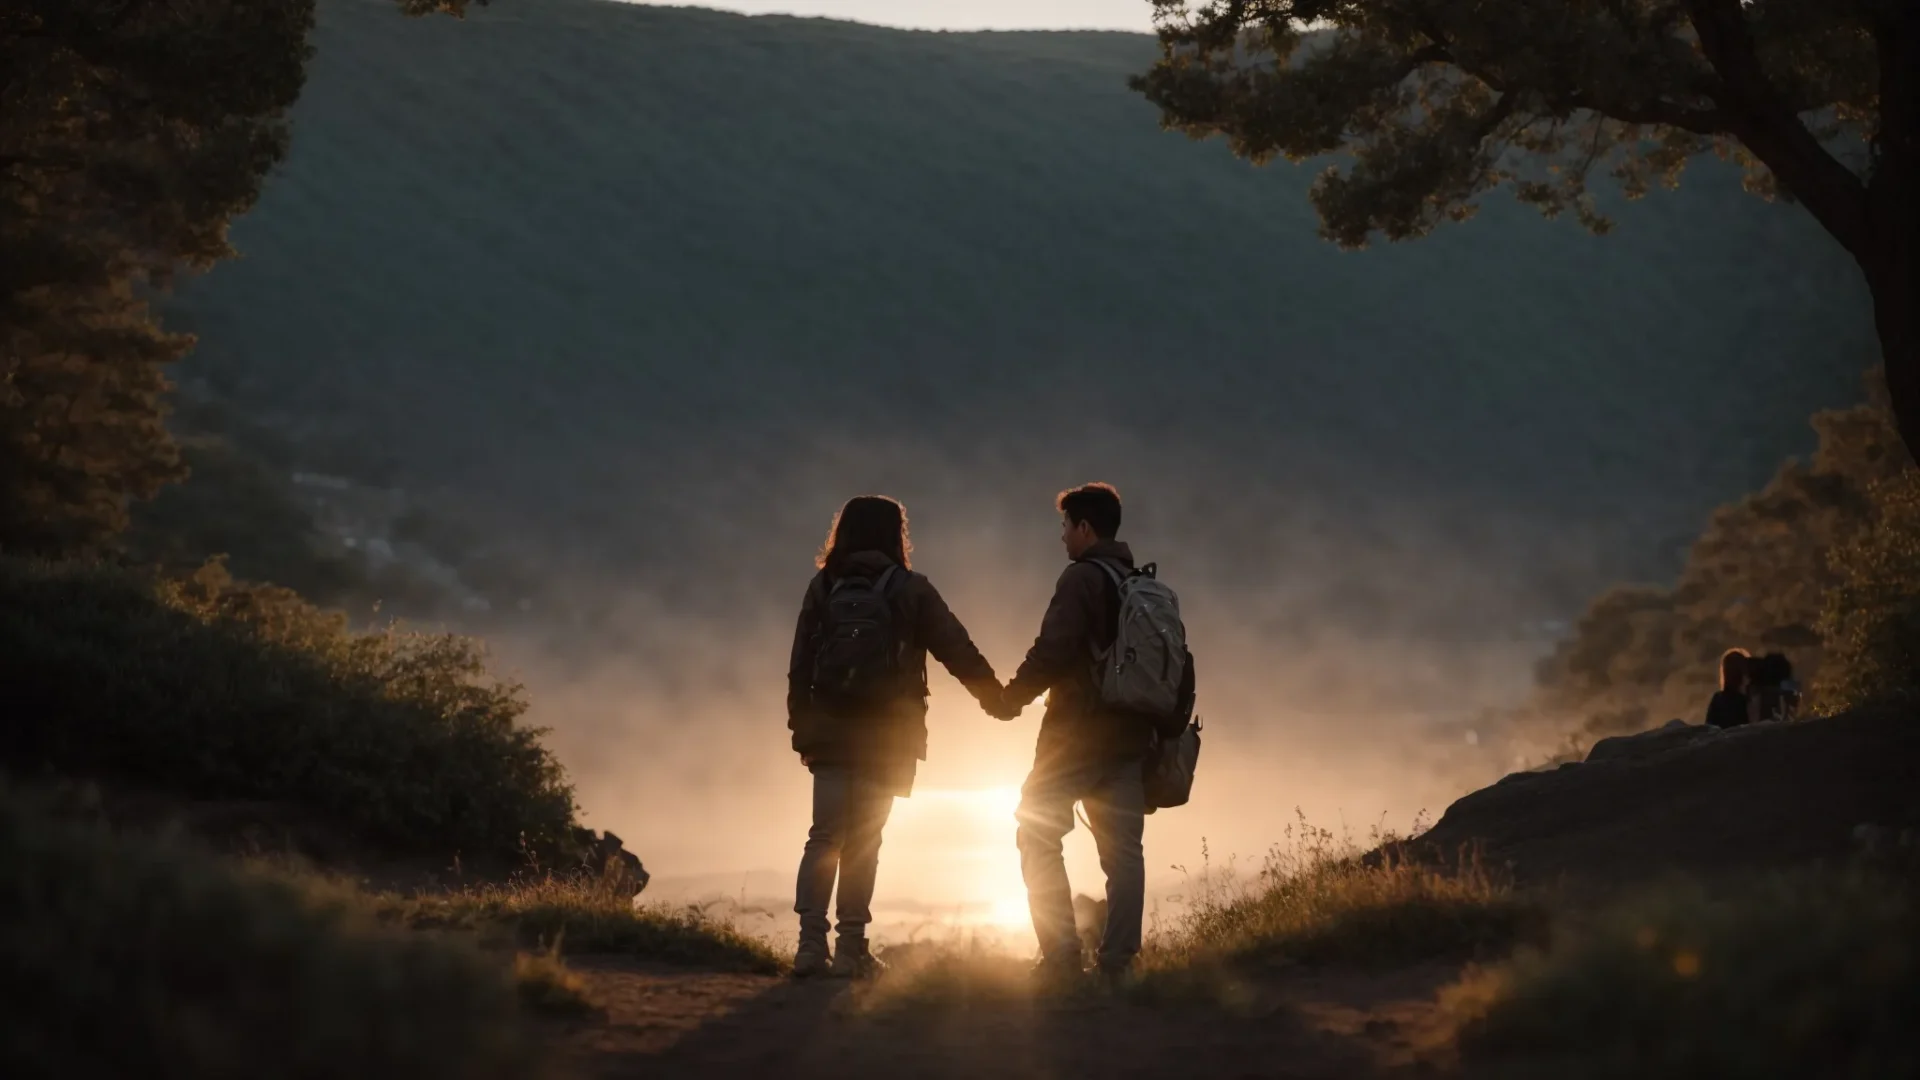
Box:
[170,0,1874,636]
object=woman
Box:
[1704,648,1751,728]
[786,495,1003,978]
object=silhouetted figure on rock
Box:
[786,495,1004,979]
[1704,648,1752,729]
[1747,652,1802,725]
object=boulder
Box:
[1404,708,1920,889]
[1584,718,1719,765]
[568,827,650,898]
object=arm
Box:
[786,576,824,743]
[1004,563,1097,711]
[915,578,1001,710]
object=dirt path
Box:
[551,957,1463,1079]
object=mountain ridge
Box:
[170,0,1872,638]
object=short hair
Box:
[1057,482,1122,540]
[1719,648,1750,691]
[817,495,912,573]
[1753,651,1793,686]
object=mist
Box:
[467,422,1623,944]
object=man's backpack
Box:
[1087,559,1189,723]
[809,566,908,710]
[1087,558,1198,813]
[1144,717,1202,813]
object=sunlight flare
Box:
[881,785,1030,930]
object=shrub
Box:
[1813,467,1920,713]
[0,557,576,858]
[1442,869,1920,1079]
[0,786,540,1079]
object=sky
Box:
[623,0,1161,32]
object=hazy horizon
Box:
[621,0,1158,32]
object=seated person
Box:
[1748,652,1800,724]
[1704,648,1751,728]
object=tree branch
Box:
[1413,16,1722,137]
[1573,96,1726,135]
[1683,0,1870,255]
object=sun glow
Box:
[878,785,1032,934]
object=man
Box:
[994,482,1151,984]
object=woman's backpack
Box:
[809,566,907,711]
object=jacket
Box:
[1005,539,1156,769]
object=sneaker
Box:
[829,941,887,980]
[792,939,831,978]
[1028,953,1086,992]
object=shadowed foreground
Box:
[543,710,1919,1079]
[551,956,1459,1080]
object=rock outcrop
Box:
[1406,708,1920,889]
[570,827,650,898]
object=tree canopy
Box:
[1132,0,1917,462]
[0,0,473,556]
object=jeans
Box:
[1015,756,1146,969]
[794,765,897,946]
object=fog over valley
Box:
[165,0,1878,937]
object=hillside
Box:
[171,0,1873,623]
[156,0,1891,863]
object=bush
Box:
[1813,467,1920,713]
[384,873,786,974]
[0,786,540,1080]
[1136,819,1541,998]
[0,557,576,859]
[1508,384,1907,758]
[1442,869,1920,1079]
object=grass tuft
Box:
[382,872,786,974]
[513,943,600,1016]
[1138,816,1541,993]
[1439,867,1920,1078]
[847,937,1046,1015]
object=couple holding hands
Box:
[787,483,1196,984]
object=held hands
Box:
[986,683,1024,722]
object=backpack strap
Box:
[827,564,901,596]
[1081,557,1132,659]
[1086,558,1129,589]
